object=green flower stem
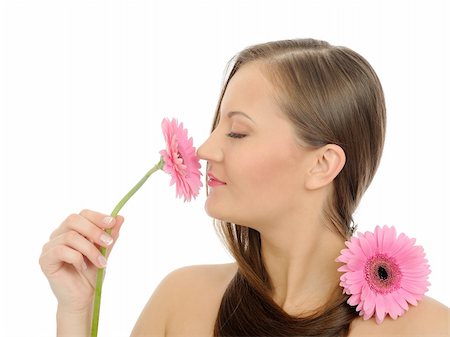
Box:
[90,157,165,337]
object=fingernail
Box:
[102,216,115,226]
[100,233,113,246]
[97,255,107,267]
[81,261,88,271]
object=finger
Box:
[103,215,125,259]
[79,210,125,246]
[109,214,124,240]
[39,244,88,276]
[50,213,116,249]
[79,209,118,230]
[50,209,117,240]
[50,230,109,269]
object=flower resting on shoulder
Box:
[336,225,431,324]
[159,117,203,202]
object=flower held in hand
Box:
[336,225,431,324]
[91,117,202,337]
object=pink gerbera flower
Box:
[91,117,202,337]
[336,225,431,324]
[159,118,202,202]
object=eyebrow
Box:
[226,111,256,124]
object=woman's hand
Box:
[39,209,124,313]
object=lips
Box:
[207,172,226,187]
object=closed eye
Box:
[226,132,247,139]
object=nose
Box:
[196,130,224,163]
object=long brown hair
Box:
[210,38,386,337]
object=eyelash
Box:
[226,132,247,139]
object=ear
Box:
[305,144,346,190]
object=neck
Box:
[259,218,346,316]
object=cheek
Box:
[236,145,304,198]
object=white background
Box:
[0,0,449,336]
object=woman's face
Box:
[197,62,314,228]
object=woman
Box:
[39,38,449,337]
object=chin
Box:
[204,203,237,224]
[204,200,220,218]
[204,205,228,223]
[204,197,256,227]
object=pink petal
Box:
[390,233,411,256]
[348,279,365,294]
[374,225,384,251]
[345,270,364,282]
[336,249,352,263]
[395,244,420,262]
[338,265,351,272]
[369,231,379,250]
[347,238,367,258]
[348,293,361,306]
[358,235,374,258]
[356,302,364,313]
[375,295,386,323]
[391,290,409,311]
[360,282,371,301]
[375,312,386,325]
[401,267,430,277]
[401,281,428,296]
[384,293,401,320]
[363,290,376,319]
[347,257,365,271]
[381,226,397,254]
[397,288,418,306]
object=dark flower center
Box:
[364,254,402,294]
[377,266,388,280]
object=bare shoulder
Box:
[157,262,238,303]
[130,263,237,337]
[401,296,449,336]
[350,296,450,337]
[163,262,238,289]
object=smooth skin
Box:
[40,61,449,337]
